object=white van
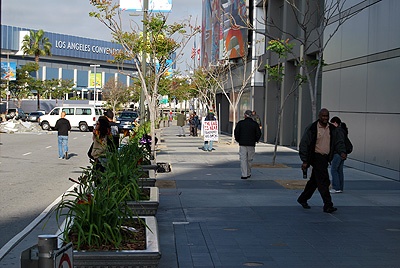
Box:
[39,105,103,132]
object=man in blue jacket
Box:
[297,108,347,213]
[234,110,262,179]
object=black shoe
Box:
[241,176,248,180]
[298,201,311,209]
[323,207,337,213]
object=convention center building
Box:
[1,24,137,102]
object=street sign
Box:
[54,243,73,268]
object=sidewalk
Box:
[1,124,400,267]
[156,125,400,267]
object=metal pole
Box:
[38,235,58,268]
[140,0,149,121]
[90,64,100,107]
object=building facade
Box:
[1,25,137,106]
[202,0,399,180]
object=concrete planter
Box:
[57,216,161,268]
[139,178,156,187]
[126,187,159,216]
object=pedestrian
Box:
[189,112,199,136]
[202,111,217,151]
[297,108,347,213]
[91,116,111,177]
[104,109,119,151]
[55,111,71,160]
[330,116,351,193]
[251,110,262,129]
[177,111,186,137]
[234,110,262,179]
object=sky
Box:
[1,0,203,73]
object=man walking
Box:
[234,110,262,179]
[55,111,71,160]
[177,111,186,137]
[297,108,347,213]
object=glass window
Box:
[50,108,60,115]
[62,108,74,115]
[95,109,102,115]
[76,108,91,115]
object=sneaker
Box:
[337,190,343,193]
[330,189,340,194]
[241,176,248,180]
[298,201,311,209]
[323,207,338,213]
[59,156,64,159]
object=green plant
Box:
[55,169,140,250]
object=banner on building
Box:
[204,120,219,141]
[89,73,102,88]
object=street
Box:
[0,130,93,249]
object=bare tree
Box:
[237,0,367,120]
[208,54,261,145]
[103,77,130,118]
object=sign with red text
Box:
[204,120,219,141]
[54,243,73,268]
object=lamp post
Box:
[90,64,100,106]
[139,0,149,121]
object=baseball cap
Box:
[244,110,252,116]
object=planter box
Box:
[57,216,161,268]
[126,187,159,216]
[139,178,156,187]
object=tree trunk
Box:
[272,109,282,166]
[231,107,236,145]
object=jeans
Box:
[58,135,69,158]
[330,153,344,191]
[178,126,185,136]
[239,146,255,177]
[204,140,213,151]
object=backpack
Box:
[345,135,353,154]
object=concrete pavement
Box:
[1,123,399,267]
[156,124,400,267]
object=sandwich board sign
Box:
[54,243,73,268]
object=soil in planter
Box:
[128,188,150,201]
[67,218,146,251]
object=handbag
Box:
[87,142,94,160]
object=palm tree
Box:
[21,29,52,110]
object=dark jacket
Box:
[299,120,346,164]
[54,118,71,136]
[234,117,262,146]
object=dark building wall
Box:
[322,0,400,180]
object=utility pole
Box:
[139,0,149,121]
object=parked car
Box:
[5,108,26,121]
[116,111,139,132]
[26,111,45,122]
[39,105,102,132]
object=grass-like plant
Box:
[54,123,155,250]
[55,169,142,250]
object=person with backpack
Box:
[330,116,352,193]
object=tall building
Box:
[201,0,399,180]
